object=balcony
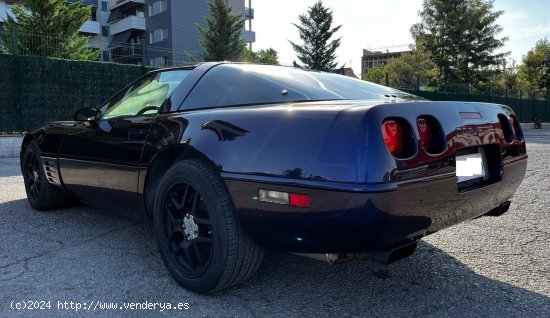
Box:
[79,0,99,6]
[110,15,145,35]
[109,0,144,10]
[242,30,255,43]
[245,7,254,19]
[80,20,100,35]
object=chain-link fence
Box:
[105,41,201,67]
[0,29,201,67]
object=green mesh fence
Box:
[374,74,550,123]
[402,89,550,123]
[0,29,200,133]
[0,54,156,133]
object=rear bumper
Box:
[223,156,527,253]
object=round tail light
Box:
[382,120,404,156]
[509,115,523,141]
[498,114,514,143]
[416,116,446,154]
[416,118,432,150]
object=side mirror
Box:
[74,107,99,122]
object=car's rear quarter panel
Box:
[144,100,526,253]
[143,103,353,179]
[220,101,526,252]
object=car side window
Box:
[181,65,314,109]
[100,70,190,119]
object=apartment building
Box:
[1,0,255,66]
[107,0,254,66]
[361,49,410,78]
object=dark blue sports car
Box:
[21,63,527,293]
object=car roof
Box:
[148,62,326,75]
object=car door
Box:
[58,69,191,213]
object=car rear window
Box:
[180,64,416,110]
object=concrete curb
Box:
[0,136,23,158]
[520,122,546,130]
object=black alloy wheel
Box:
[161,182,213,277]
[24,149,42,201]
[154,160,264,293]
[21,141,73,211]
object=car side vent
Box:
[498,114,514,143]
[416,115,446,154]
[41,157,61,186]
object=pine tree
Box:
[411,0,507,89]
[2,0,98,60]
[197,0,246,62]
[289,1,341,71]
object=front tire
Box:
[22,141,73,211]
[153,160,264,293]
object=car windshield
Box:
[181,64,417,110]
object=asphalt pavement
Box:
[1,128,549,317]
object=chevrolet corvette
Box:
[21,62,527,293]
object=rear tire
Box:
[153,160,264,293]
[22,141,73,210]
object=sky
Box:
[251,0,550,77]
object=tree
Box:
[362,67,386,85]
[485,58,519,95]
[517,38,550,93]
[197,0,246,62]
[411,0,507,89]
[289,1,341,71]
[243,48,279,65]
[384,49,439,89]
[2,0,97,60]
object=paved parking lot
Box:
[1,128,549,317]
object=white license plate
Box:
[456,153,486,183]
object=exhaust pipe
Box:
[484,201,511,217]
[366,240,417,265]
[295,240,418,265]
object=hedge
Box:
[0,54,155,133]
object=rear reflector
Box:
[259,190,311,208]
[381,120,404,156]
[289,193,311,208]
